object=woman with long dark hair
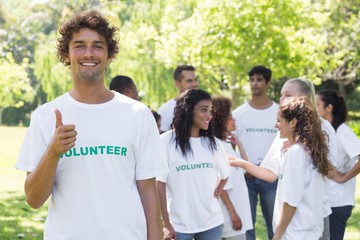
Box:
[157,89,231,240]
[316,89,360,240]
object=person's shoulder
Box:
[160,130,175,141]
[320,117,336,135]
[158,99,176,112]
[232,102,249,115]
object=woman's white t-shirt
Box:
[329,123,360,207]
[273,143,325,239]
[220,141,253,238]
[157,131,231,233]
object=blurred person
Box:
[230,97,332,239]
[316,89,360,240]
[158,65,198,132]
[211,96,253,240]
[232,65,278,240]
[109,75,139,100]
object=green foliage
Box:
[0,54,34,109]
[1,0,360,124]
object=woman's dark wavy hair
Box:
[57,10,119,65]
[211,96,232,141]
[316,89,348,131]
[280,96,331,176]
[171,88,217,158]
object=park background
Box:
[0,0,360,239]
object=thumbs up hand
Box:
[50,109,77,156]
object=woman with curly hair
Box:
[231,96,331,239]
[211,96,253,240]
[157,89,231,240]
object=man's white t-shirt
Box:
[273,143,325,239]
[329,123,360,207]
[220,141,253,238]
[158,99,176,132]
[232,102,278,165]
[16,92,168,240]
[157,131,231,233]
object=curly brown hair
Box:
[211,97,232,141]
[57,10,119,65]
[280,96,331,175]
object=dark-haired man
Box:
[158,64,198,132]
[16,10,166,240]
[110,75,139,100]
[232,65,278,240]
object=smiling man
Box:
[16,10,167,240]
[232,65,278,240]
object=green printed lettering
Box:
[107,146,114,154]
[114,146,121,155]
[65,149,72,157]
[98,146,106,154]
[80,147,89,156]
[73,147,80,156]
[121,147,127,156]
[90,146,98,155]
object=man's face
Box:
[125,84,139,100]
[175,70,198,93]
[67,28,109,83]
[249,73,269,97]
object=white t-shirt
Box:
[273,143,325,240]
[220,141,253,238]
[158,99,176,132]
[157,131,231,233]
[329,123,360,207]
[232,102,278,165]
[261,118,337,217]
[16,92,168,240]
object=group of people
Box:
[16,9,360,240]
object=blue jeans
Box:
[176,224,223,240]
[329,206,353,240]
[245,176,277,240]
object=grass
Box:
[0,125,359,239]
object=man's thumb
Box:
[55,109,63,128]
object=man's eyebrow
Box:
[71,40,106,44]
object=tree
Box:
[0,53,34,124]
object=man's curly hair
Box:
[57,10,119,65]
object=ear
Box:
[290,118,297,128]
[174,80,180,89]
[326,104,333,114]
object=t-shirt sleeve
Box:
[214,140,231,180]
[156,133,171,183]
[16,108,54,172]
[338,125,360,160]
[135,107,168,180]
[260,134,282,176]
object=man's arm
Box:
[156,181,176,240]
[137,178,163,240]
[25,110,76,209]
[272,202,297,240]
[333,156,360,183]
